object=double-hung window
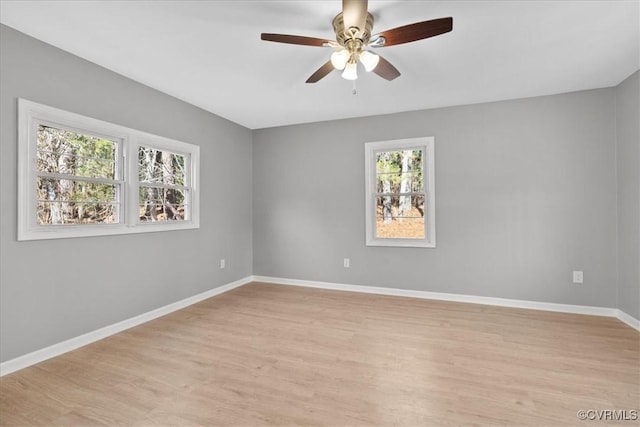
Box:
[364,137,436,247]
[34,124,123,227]
[136,145,192,223]
[18,99,199,240]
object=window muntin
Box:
[18,99,200,240]
[365,137,435,248]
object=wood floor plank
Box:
[1,282,638,426]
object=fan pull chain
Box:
[352,80,357,95]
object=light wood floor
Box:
[1,282,638,426]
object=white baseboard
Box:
[617,309,640,331]
[0,276,252,377]
[252,275,640,332]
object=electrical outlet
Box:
[343,258,350,268]
[572,270,583,284]
[220,259,225,269]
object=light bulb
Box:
[342,61,358,80]
[359,50,380,72]
[331,49,350,70]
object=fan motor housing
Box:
[332,12,374,46]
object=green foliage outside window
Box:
[36,125,118,224]
[375,149,425,238]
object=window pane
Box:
[37,177,117,203]
[376,171,423,193]
[37,125,116,179]
[138,147,186,185]
[37,201,119,225]
[376,195,425,239]
[376,149,423,194]
[139,187,187,222]
[376,149,422,173]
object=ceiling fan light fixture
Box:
[261,0,453,84]
[359,50,380,72]
[330,49,350,70]
[342,61,358,80]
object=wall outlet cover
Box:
[572,270,583,283]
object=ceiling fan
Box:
[261,0,453,83]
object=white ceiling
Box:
[1,1,638,129]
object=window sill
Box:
[366,238,436,248]
[18,220,199,241]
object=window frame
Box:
[364,137,436,248]
[18,99,200,241]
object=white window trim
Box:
[364,137,436,248]
[18,99,200,241]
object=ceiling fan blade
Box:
[342,0,368,34]
[306,61,335,83]
[373,17,453,47]
[372,55,400,81]
[261,33,331,47]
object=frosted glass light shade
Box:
[359,50,380,72]
[341,61,358,80]
[331,49,350,70]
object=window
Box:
[35,124,123,226]
[364,137,435,248]
[18,99,199,240]
[137,146,191,223]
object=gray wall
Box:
[615,71,640,319]
[0,25,253,362]
[253,89,619,308]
